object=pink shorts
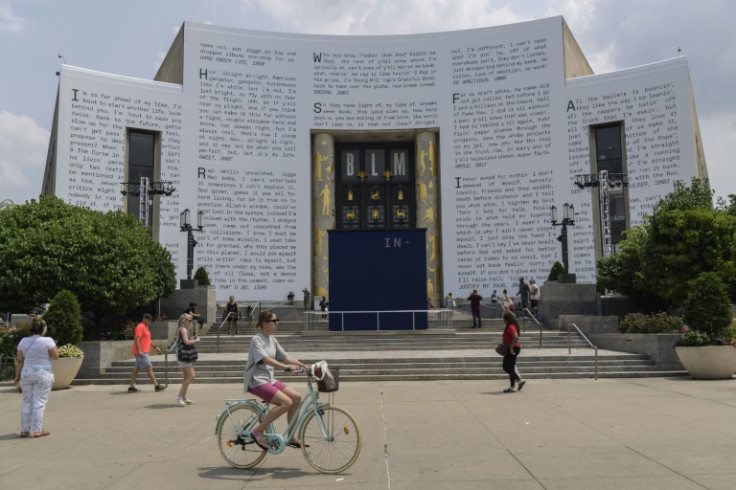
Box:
[249,381,287,402]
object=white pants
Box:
[20,366,54,433]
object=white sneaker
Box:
[184,399,194,405]
[176,397,186,407]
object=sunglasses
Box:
[266,318,279,323]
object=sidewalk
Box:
[2,376,736,489]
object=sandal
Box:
[251,430,269,450]
[287,438,310,448]
[33,430,50,438]
[19,432,30,438]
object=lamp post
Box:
[550,203,575,273]
[120,178,175,227]
[180,209,204,289]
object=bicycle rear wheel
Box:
[216,404,267,469]
[299,405,362,474]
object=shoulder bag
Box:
[177,328,199,363]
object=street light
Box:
[180,209,204,287]
[120,178,175,227]
[550,203,575,273]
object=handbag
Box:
[177,329,199,362]
[495,342,509,356]
[311,360,339,392]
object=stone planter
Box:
[674,345,736,379]
[52,356,84,390]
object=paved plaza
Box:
[2,376,736,489]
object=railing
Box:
[303,309,453,332]
[518,308,545,348]
[570,322,598,380]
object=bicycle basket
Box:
[317,367,339,393]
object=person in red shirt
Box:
[501,311,526,393]
[127,313,165,393]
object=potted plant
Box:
[674,272,736,379]
[44,290,85,389]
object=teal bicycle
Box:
[215,368,362,474]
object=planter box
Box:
[675,345,736,379]
[52,356,84,390]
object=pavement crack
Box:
[379,388,391,490]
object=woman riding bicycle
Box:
[243,311,310,450]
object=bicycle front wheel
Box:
[216,404,267,469]
[299,405,362,474]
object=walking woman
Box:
[176,313,200,406]
[501,311,526,393]
[243,310,310,449]
[15,316,59,437]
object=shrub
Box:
[44,290,83,346]
[194,266,211,286]
[619,312,684,334]
[681,329,711,346]
[682,272,732,340]
[0,322,30,359]
[548,261,565,281]
[58,344,84,358]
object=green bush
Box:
[619,312,684,334]
[548,261,565,281]
[44,290,83,346]
[681,329,711,346]
[683,272,732,340]
[0,322,30,358]
[194,266,211,286]
[58,343,84,358]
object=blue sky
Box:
[1,0,734,205]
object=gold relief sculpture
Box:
[421,207,436,223]
[395,208,406,219]
[345,209,356,220]
[398,189,404,200]
[315,228,326,256]
[322,264,329,274]
[418,181,428,204]
[347,189,354,201]
[314,150,329,182]
[426,278,435,299]
[357,170,367,182]
[418,149,427,176]
[427,265,436,273]
[428,139,437,176]
[370,190,380,200]
[426,234,438,261]
[383,169,393,181]
[372,208,379,219]
[318,183,332,216]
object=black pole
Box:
[186,228,194,280]
[561,222,569,273]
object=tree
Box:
[193,266,211,286]
[43,289,83,346]
[597,178,736,309]
[547,261,565,281]
[682,272,732,340]
[0,196,176,324]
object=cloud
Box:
[246,0,526,35]
[0,111,49,202]
[0,1,26,33]
[700,114,736,200]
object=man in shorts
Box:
[128,313,165,392]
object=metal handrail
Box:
[519,308,545,348]
[214,312,232,354]
[570,322,598,380]
[303,309,453,332]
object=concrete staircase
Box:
[74,311,687,385]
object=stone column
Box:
[416,131,440,307]
[312,133,335,299]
